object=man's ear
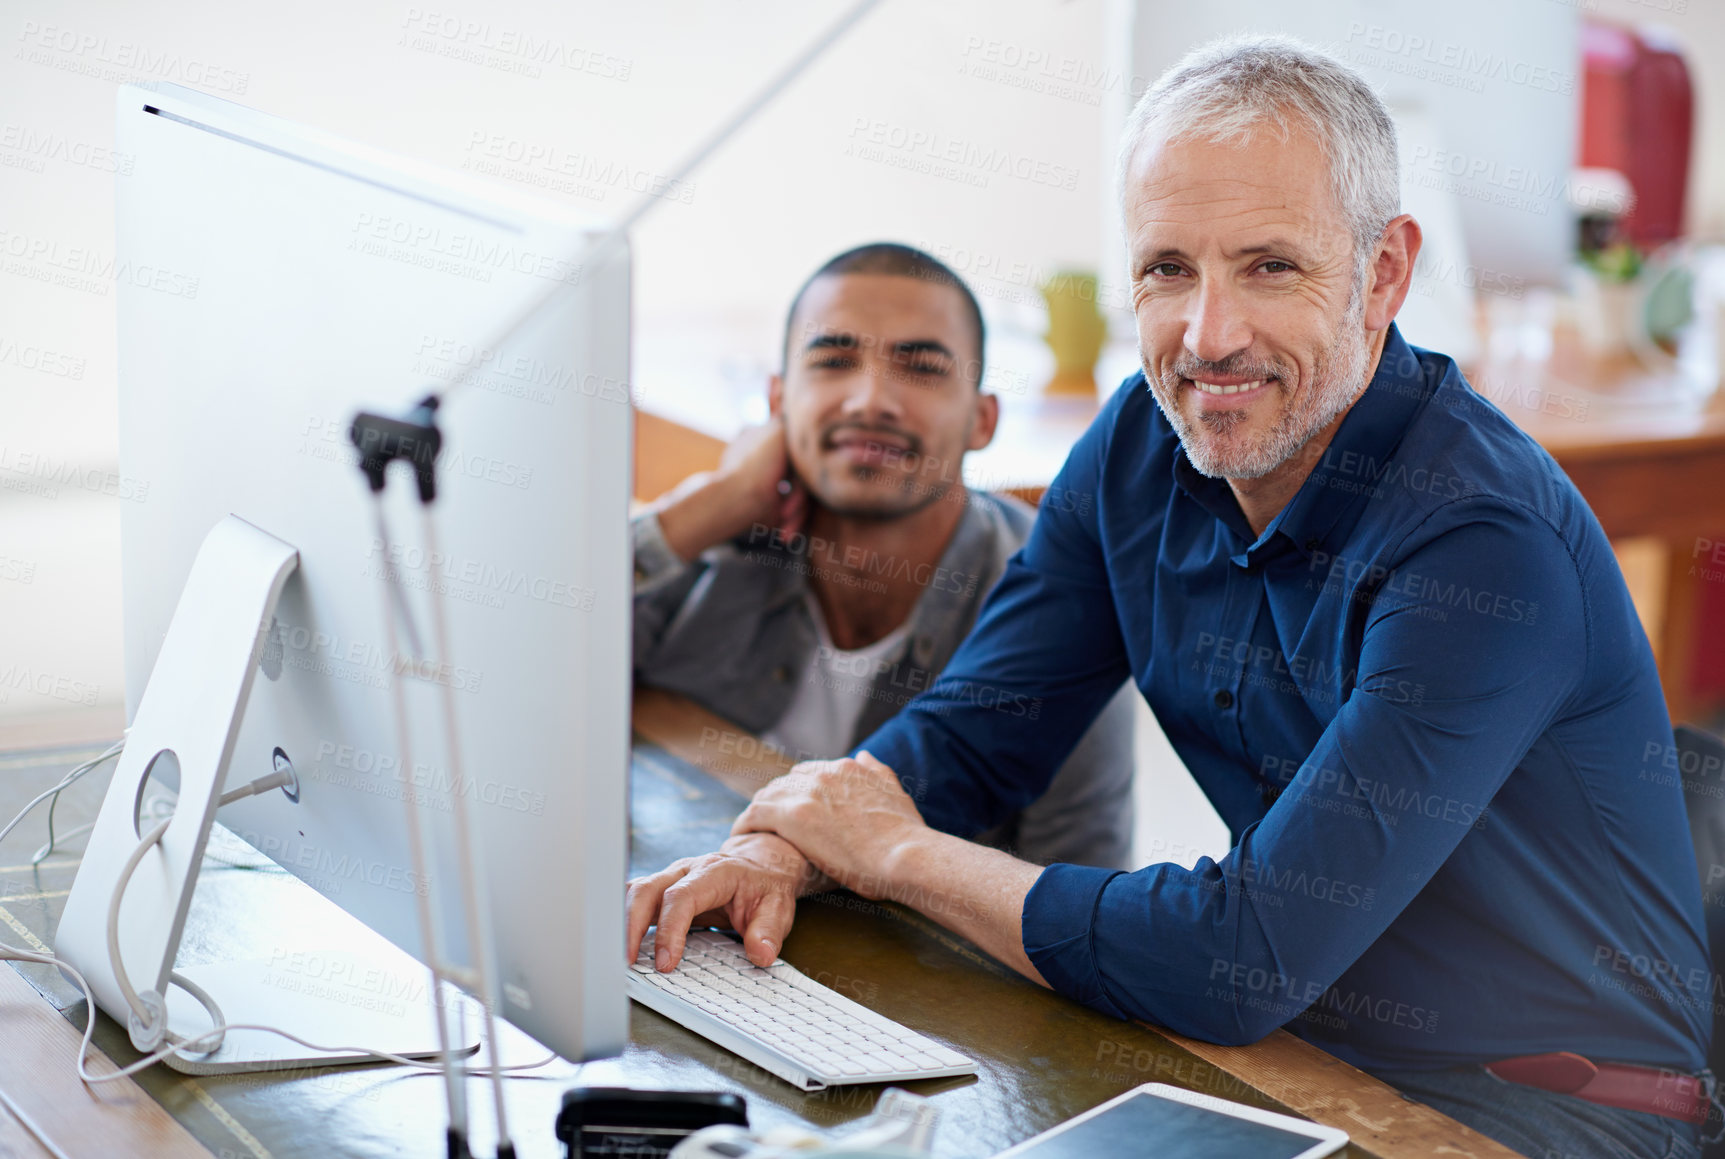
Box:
[768,373,784,418]
[1363,214,1423,333]
[966,391,1000,452]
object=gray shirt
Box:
[633,489,1136,869]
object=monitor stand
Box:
[56,514,478,1074]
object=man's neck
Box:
[802,489,967,651]
[1228,330,1387,538]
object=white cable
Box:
[0,724,560,1111]
[0,737,126,853]
[0,943,557,1084]
[29,821,95,866]
[106,815,172,1038]
[0,728,128,1144]
[103,768,305,1053]
[102,1023,559,1082]
[420,507,516,1154]
[371,493,469,1141]
[372,503,428,659]
[369,506,521,1150]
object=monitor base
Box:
[160,950,481,1075]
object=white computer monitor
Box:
[64,82,630,1067]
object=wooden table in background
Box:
[1477,335,1725,723]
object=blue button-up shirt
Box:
[861,324,1710,1073]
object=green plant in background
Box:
[1582,242,1643,283]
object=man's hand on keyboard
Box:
[626,831,820,972]
[732,751,927,900]
[729,750,1051,987]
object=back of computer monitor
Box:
[114,82,629,1062]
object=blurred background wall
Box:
[4,0,1721,865]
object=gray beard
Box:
[1148,287,1371,481]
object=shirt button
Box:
[1214,689,1234,709]
[1305,537,1321,553]
[772,665,789,682]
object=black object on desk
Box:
[556,1087,749,1158]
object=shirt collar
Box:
[1171,323,1435,568]
[767,490,996,668]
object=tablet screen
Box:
[1006,1089,1325,1159]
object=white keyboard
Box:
[627,929,977,1092]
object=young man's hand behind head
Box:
[655,415,807,563]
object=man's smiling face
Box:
[1124,121,1373,480]
[775,272,992,519]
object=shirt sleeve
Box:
[1022,497,1588,1043]
[858,395,1135,840]
[631,510,705,672]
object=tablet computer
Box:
[993,1083,1349,1159]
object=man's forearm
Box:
[732,756,1052,986]
[652,471,743,563]
[866,830,1050,987]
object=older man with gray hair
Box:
[629,35,1712,1157]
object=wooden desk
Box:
[631,688,1518,1159]
[0,724,214,1159]
[0,701,1517,1159]
[634,326,1725,720]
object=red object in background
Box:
[1579,21,1694,246]
[1694,556,1725,707]
[1580,25,1719,716]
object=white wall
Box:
[1116,0,1585,293]
[16,0,1708,872]
[0,0,1112,721]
